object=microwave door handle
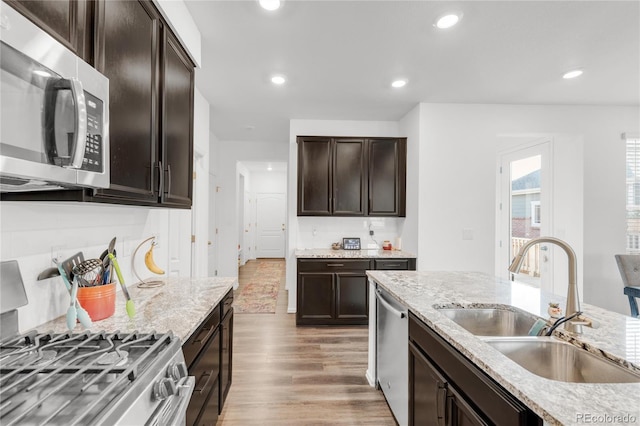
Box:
[68,78,87,169]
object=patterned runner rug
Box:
[233,260,282,313]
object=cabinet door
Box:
[161,31,194,208]
[368,138,407,216]
[447,386,488,426]
[7,0,91,60]
[219,309,233,412]
[333,139,366,215]
[94,0,160,204]
[297,137,332,215]
[409,341,448,426]
[297,273,334,324]
[335,272,368,322]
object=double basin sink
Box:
[436,306,640,384]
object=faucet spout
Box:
[508,236,582,334]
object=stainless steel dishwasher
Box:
[376,285,409,426]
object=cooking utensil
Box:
[66,276,79,330]
[100,248,116,284]
[72,259,104,287]
[106,237,116,283]
[107,252,135,319]
[61,252,85,281]
[58,264,93,329]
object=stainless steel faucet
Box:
[508,236,583,334]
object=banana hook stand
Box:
[132,236,165,288]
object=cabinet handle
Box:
[327,263,344,267]
[195,371,212,394]
[167,164,172,196]
[193,326,215,345]
[437,381,447,426]
[158,161,164,195]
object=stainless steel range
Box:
[0,261,195,425]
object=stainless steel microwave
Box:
[0,2,109,192]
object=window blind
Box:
[625,135,640,253]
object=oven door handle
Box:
[376,289,407,319]
[67,78,88,169]
[146,376,195,426]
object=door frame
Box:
[495,137,553,292]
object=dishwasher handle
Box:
[376,289,407,319]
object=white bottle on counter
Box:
[395,237,402,251]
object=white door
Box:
[497,140,552,293]
[243,190,252,263]
[191,154,208,277]
[208,173,218,276]
[256,193,286,258]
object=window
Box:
[625,134,640,253]
[530,201,541,227]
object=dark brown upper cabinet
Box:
[6,0,93,61]
[92,0,194,209]
[2,0,195,209]
[297,137,333,215]
[297,136,406,217]
[369,138,406,216]
[160,31,194,207]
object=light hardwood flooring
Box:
[218,259,395,425]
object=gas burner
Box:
[97,350,128,367]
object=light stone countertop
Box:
[36,277,236,343]
[295,248,416,258]
[367,270,640,426]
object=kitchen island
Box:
[367,270,640,426]
[38,277,236,342]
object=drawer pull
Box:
[193,326,214,345]
[327,263,344,267]
[195,371,213,394]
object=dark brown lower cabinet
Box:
[219,292,234,413]
[184,289,233,425]
[408,313,541,426]
[296,258,415,326]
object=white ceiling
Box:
[185,1,640,144]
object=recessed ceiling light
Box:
[562,69,583,79]
[435,13,461,29]
[259,0,281,11]
[244,125,255,131]
[267,165,273,171]
[391,80,407,88]
[271,75,286,85]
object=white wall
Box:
[287,119,406,313]
[216,141,288,279]
[251,170,287,194]
[416,103,638,314]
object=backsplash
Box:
[0,202,174,332]
[297,217,404,250]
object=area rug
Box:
[234,260,282,313]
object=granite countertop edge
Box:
[367,270,640,426]
[295,248,416,258]
[34,277,237,344]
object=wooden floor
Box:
[218,259,396,425]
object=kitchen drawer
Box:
[187,328,221,426]
[183,304,221,369]
[297,259,372,272]
[373,259,411,270]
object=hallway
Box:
[218,259,395,425]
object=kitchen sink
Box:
[485,337,640,383]
[436,306,539,336]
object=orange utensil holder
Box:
[77,282,116,321]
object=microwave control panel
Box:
[81,92,104,172]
